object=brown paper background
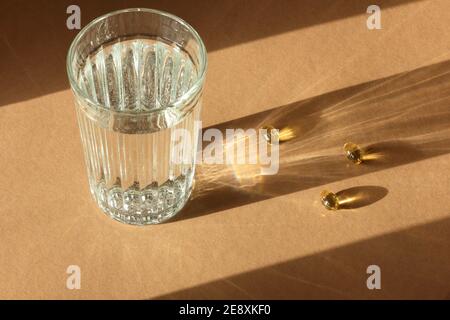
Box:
[0,0,449,299]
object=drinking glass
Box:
[67,8,207,225]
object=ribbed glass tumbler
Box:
[67,9,207,225]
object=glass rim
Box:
[66,8,207,115]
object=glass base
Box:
[95,186,192,225]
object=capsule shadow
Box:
[336,185,388,209]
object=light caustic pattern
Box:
[75,38,200,225]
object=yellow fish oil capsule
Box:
[343,142,364,164]
[261,125,295,144]
[261,125,278,144]
[320,190,340,210]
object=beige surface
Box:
[0,0,449,299]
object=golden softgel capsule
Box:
[320,190,340,210]
[343,142,364,164]
[261,125,295,144]
[261,125,278,144]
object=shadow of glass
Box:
[0,0,420,107]
[171,59,450,222]
[336,186,388,209]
